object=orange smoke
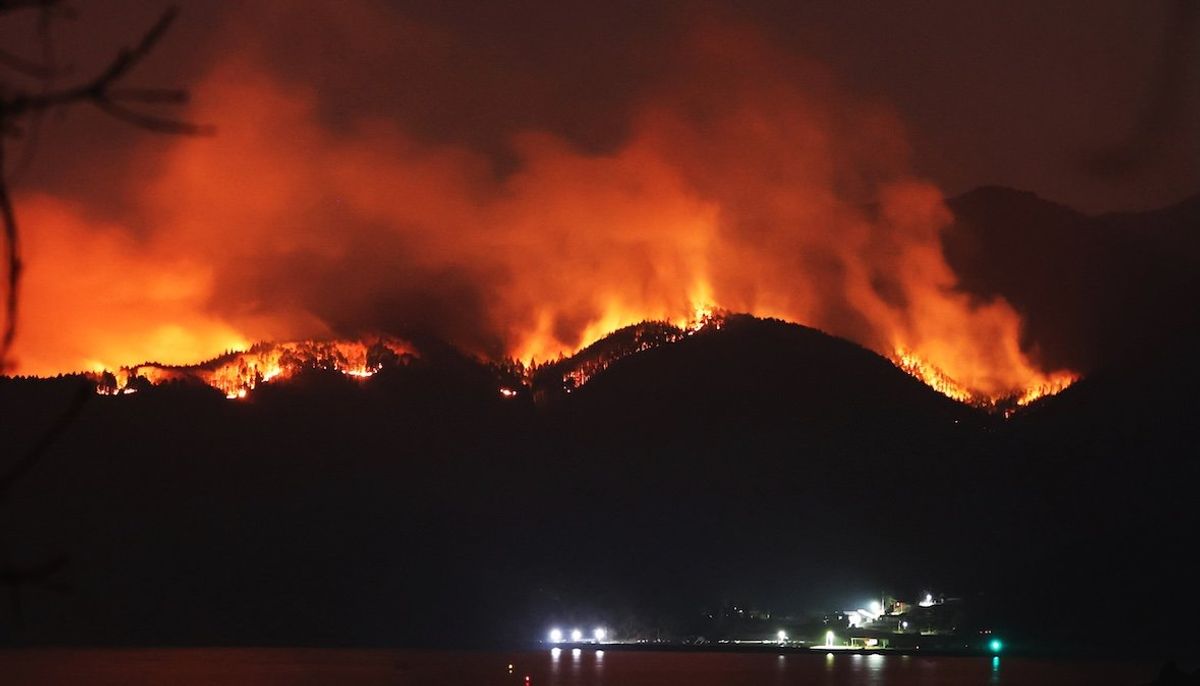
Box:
[7,16,1074,403]
[13,195,250,375]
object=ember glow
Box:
[893,346,1077,408]
[92,338,416,399]
[537,311,726,397]
[6,13,1077,406]
[892,347,976,405]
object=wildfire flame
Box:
[892,346,1077,409]
[93,338,416,399]
[1013,374,1078,407]
[7,19,1080,412]
[892,347,977,404]
[529,307,725,395]
[79,312,1073,412]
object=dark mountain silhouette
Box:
[1,245,1198,656]
[531,319,690,401]
[983,317,1200,646]
[562,315,974,425]
[944,186,1200,373]
[0,316,994,646]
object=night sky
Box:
[3,0,1193,211]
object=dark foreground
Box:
[0,649,1166,685]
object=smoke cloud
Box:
[9,3,1072,398]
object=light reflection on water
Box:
[0,648,1162,686]
[506,650,1152,686]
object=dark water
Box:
[0,648,1161,685]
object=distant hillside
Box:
[530,318,692,401]
[561,314,976,427]
[1,313,1197,650]
[944,186,1200,373]
[975,316,1200,647]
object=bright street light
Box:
[594,627,607,641]
[571,628,583,642]
[549,628,563,643]
[777,630,787,642]
[826,630,835,647]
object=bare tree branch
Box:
[1,4,210,370]
[5,7,163,108]
[0,47,56,78]
[0,137,19,371]
[106,87,189,104]
[1,1,201,634]
[0,0,63,14]
[0,0,67,81]
[93,97,209,135]
[4,0,63,184]
[2,6,211,136]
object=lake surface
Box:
[0,648,1163,685]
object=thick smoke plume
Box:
[9,6,1072,399]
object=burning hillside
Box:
[4,17,1081,408]
[92,338,416,399]
[527,314,1074,411]
[530,307,726,397]
[75,311,1073,412]
[892,346,1076,410]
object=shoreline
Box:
[533,643,998,658]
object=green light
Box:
[989,638,1003,653]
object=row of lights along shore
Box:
[547,627,607,643]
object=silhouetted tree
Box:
[0,1,206,634]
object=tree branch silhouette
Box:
[1,4,209,369]
[0,0,62,12]
[1,3,208,626]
